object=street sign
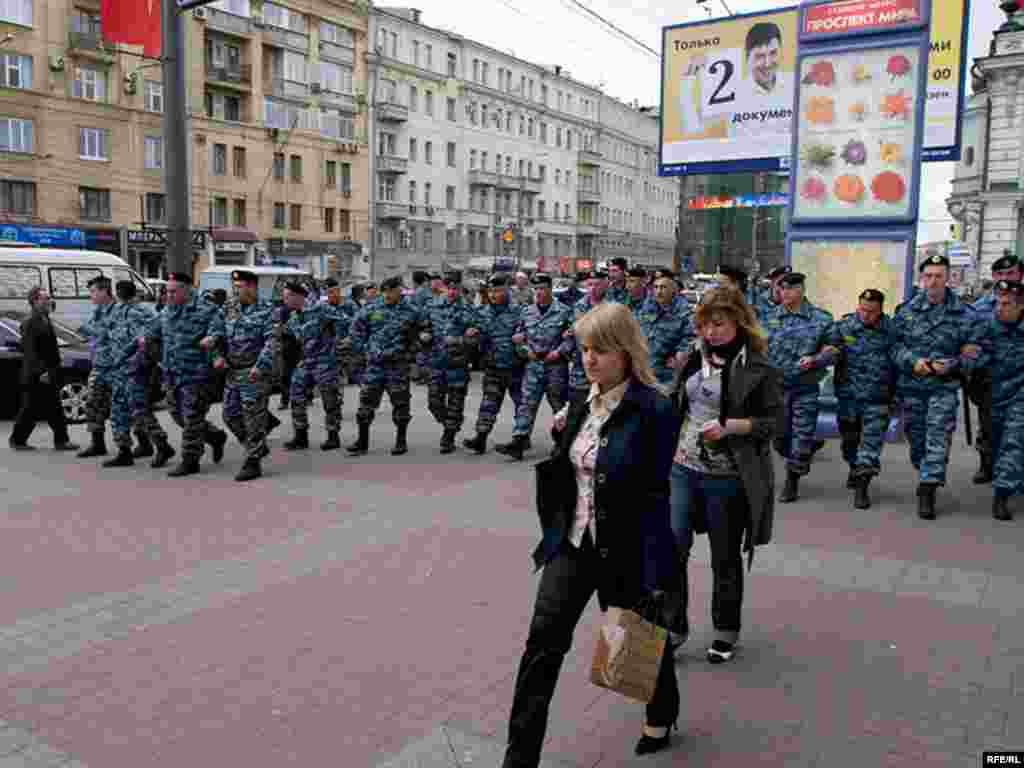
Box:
[502,229,514,243]
[947,243,971,266]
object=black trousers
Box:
[502,539,680,768]
[12,379,69,446]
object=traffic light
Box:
[949,222,961,241]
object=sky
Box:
[398,0,1006,246]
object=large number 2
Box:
[708,59,736,106]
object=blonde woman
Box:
[502,303,683,767]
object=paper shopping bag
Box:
[589,606,667,703]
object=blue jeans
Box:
[669,463,746,644]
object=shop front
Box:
[127,229,208,279]
[210,228,257,267]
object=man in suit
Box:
[10,287,80,452]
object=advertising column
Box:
[785,0,932,315]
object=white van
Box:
[197,265,314,305]
[0,248,155,330]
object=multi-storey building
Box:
[0,0,369,280]
[366,7,678,280]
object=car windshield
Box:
[0,312,85,347]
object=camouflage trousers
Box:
[290,367,341,434]
[222,369,272,461]
[901,390,958,486]
[837,398,889,477]
[427,369,468,432]
[84,368,113,435]
[774,385,820,476]
[168,381,224,462]
[992,400,1024,497]
[356,364,411,427]
[512,361,568,438]
[474,367,524,435]
[110,374,168,450]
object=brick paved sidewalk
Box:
[0,381,1020,767]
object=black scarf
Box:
[705,330,747,425]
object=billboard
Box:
[659,0,968,175]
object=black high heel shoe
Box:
[634,721,678,756]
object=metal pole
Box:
[162,0,191,278]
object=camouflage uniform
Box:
[350,299,424,427]
[509,285,534,306]
[326,300,352,405]
[511,301,574,439]
[604,283,629,305]
[825,312,898,478]
[473,301,525,435]
[969,291,997,475]
[221,300,276,461]
[763,300,835,476]
[891,289,983,486]
[411,285,435,382]
[425,296,478,433]
[107,301,164,451]
[78,302,117,438]
[146,293,226,462]
[567,296,604,397]
[286,302,342,435]
[979,315,1024,499]
[636,296,695,386]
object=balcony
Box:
[377,101,409,123]
[577,187,601,205]
[467,170,498,187]
[319,40,355,65]
[319,89,356,111]
[270,78,310,101]
[377,154,409,174]
[576,222,605,237]
[206,63,252,88]
[206,8,253,36]
[376,201,409,221]
[264,24,308,51]
[67,32,115,62]
[578,149,603,167]
[495,175,541,194]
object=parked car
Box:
[0,310,93,423]
[815,368,905,443]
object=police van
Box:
[0,248,155,330]
[197,265,315,305]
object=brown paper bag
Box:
[589,606,667,703]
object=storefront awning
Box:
[210,227,258,243]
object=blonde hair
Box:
[694,286,768,356]
[574,302,658,387]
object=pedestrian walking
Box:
[9,287,79,453]
[76,276,117,458]
[501,302,682,767]
[323,278,353,415]
[667,286,781,665]
[636,268,694,386]
[410,271,434,384]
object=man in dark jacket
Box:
[10,287,79,452]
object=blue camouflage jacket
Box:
[476,301,524,370]
[350,298,424,367]
[890,289,984,395]
[425,297,479,369]
[107,302,155,376]
[222,300,275,373]
[637,296,695,383]
[979,316,1024,408]
[286,302,339,372]
[516,300,574,364]
[825,312,898,403]
[604,284,629,305]
[146,293,225,385]
[78,301,118,370]
[410,285,434,312]
[971,291,996,320]
[567,295,603,389]
[763,299,835,389]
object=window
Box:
[566,130,573,150]
[339,210,350,234]
[504,156,511,175]
[481,150,488,170]
[425,44,433,69]
[210,0,250,16]
[233,198,246,227]
[425,141,433,165]
[144,135,163,169]
[0,54,31,89]
[519,115,524,136]
[73,66,106,102]
[272,152,284,180]
[424,182,431,205]
[0,117,32,153]
[324,207,334,233]
[378,175,396,201]
[79,187,110,220]
[319,108,354,140]
[541,84,548,104]
[965,146,975,166]
[506,112,512,132]
[495,153,501,173]
[407,225,417,250]
[409,138,417,162]
[340,162,351,194]
[206,92,241,122]
[446,141,456,167]
[482,62,489,84]
[78,127,108,160]
[447,97,456,122]
[233,146,246,177]
[424,90,434,116]
[409,85,418,111]
[212,143,227,175]
[412,40,420,67]
[554,203,560,220]
[424,226,433,251]
[273,202,286,228]
[289,203,301,229]
[472,59,479,81]
[319,61,352,94]
[0,180,34,216]
[142,193,166,224]
[539,122,547,143]
[556,127,562,148]
[446,185,455,210]
[290,154,302,182]
[211,197,228,227]
[446,229,456,252]
[408,180,417,205]
[469,149,476,170]
[319,20,353,47]
[144,80,163,112]
[326,160,337,189]
[447,52,457,77]
[262,2,305,33]
[481,104,488,126]
[263,98,310,130]
[538,200,546,220]
[0,0,31,26]
[518,159,524,176]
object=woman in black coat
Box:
[502,303,683,768]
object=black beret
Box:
[87,275,112,290]
[380,276,404,290]
[718,265,748,281]
[530,273,553,286]
[283,281,308,296]
[919,253,950,272]
[443,271,463,286]
[323,277,340,289]
[779,272,806,287]
[231,270,258,284]
[574,271,592,282]
[412,270,430,283]
[609,257,628,269]
[859,288,886,304]
[165,272,192,285]
[627,267,648,278]
[115,280,136,300]
[429,273,443,281]
[487,274,509,287]
[592,269,608,279]
[767,265,792,280]
[653,269,676,281]
[995,279,1024,295]
[992,254,1021,272]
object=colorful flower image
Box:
[841,140,868,166]
[833,175,866,204]
[852,63,872,84]
[805,96,835,125]
[800,176,828,203]
[800,142,836,168]
[871,172,907,204]
[879,141,903,165]
[802,61,836,87]
[881,91,911,120]
[886,54,912,82]
[848,101,869,122]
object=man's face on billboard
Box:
[748,38,780,93]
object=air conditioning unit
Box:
[48,55,64,72]
[426,206,435,216]
[310,82,322,94]
[252,14,264,27]
[193,7,206,18]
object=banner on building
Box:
[686,192,789,210]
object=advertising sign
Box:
[686,192,789,209]
[0,224,86,248]
[802,0,925,39]
[659,0,967,174]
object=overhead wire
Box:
[557,0,660,60]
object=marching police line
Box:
[46,253,1024,522]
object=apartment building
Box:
[367,7,678,280]
[0,0,369,280]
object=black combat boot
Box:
[132,432,154,459]
[102,447,134,468]
[853,476,872,510]
[391,423,409,456]
[77,432,107,458]
[779,471,800,503]
[167,458,200,477]
[321,431,341,451]
[462,432,488,455]
[151,439,175,469]
[208,430,228,463]
[846,468,857,489]
[993,494,1013,521]
[916,483,937,520]
[284,429,309,451]
[495,435,529,461]
[347,423,370,456]
[235,459,262,482]
[439,428,456,455]
[973,454,993,485]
